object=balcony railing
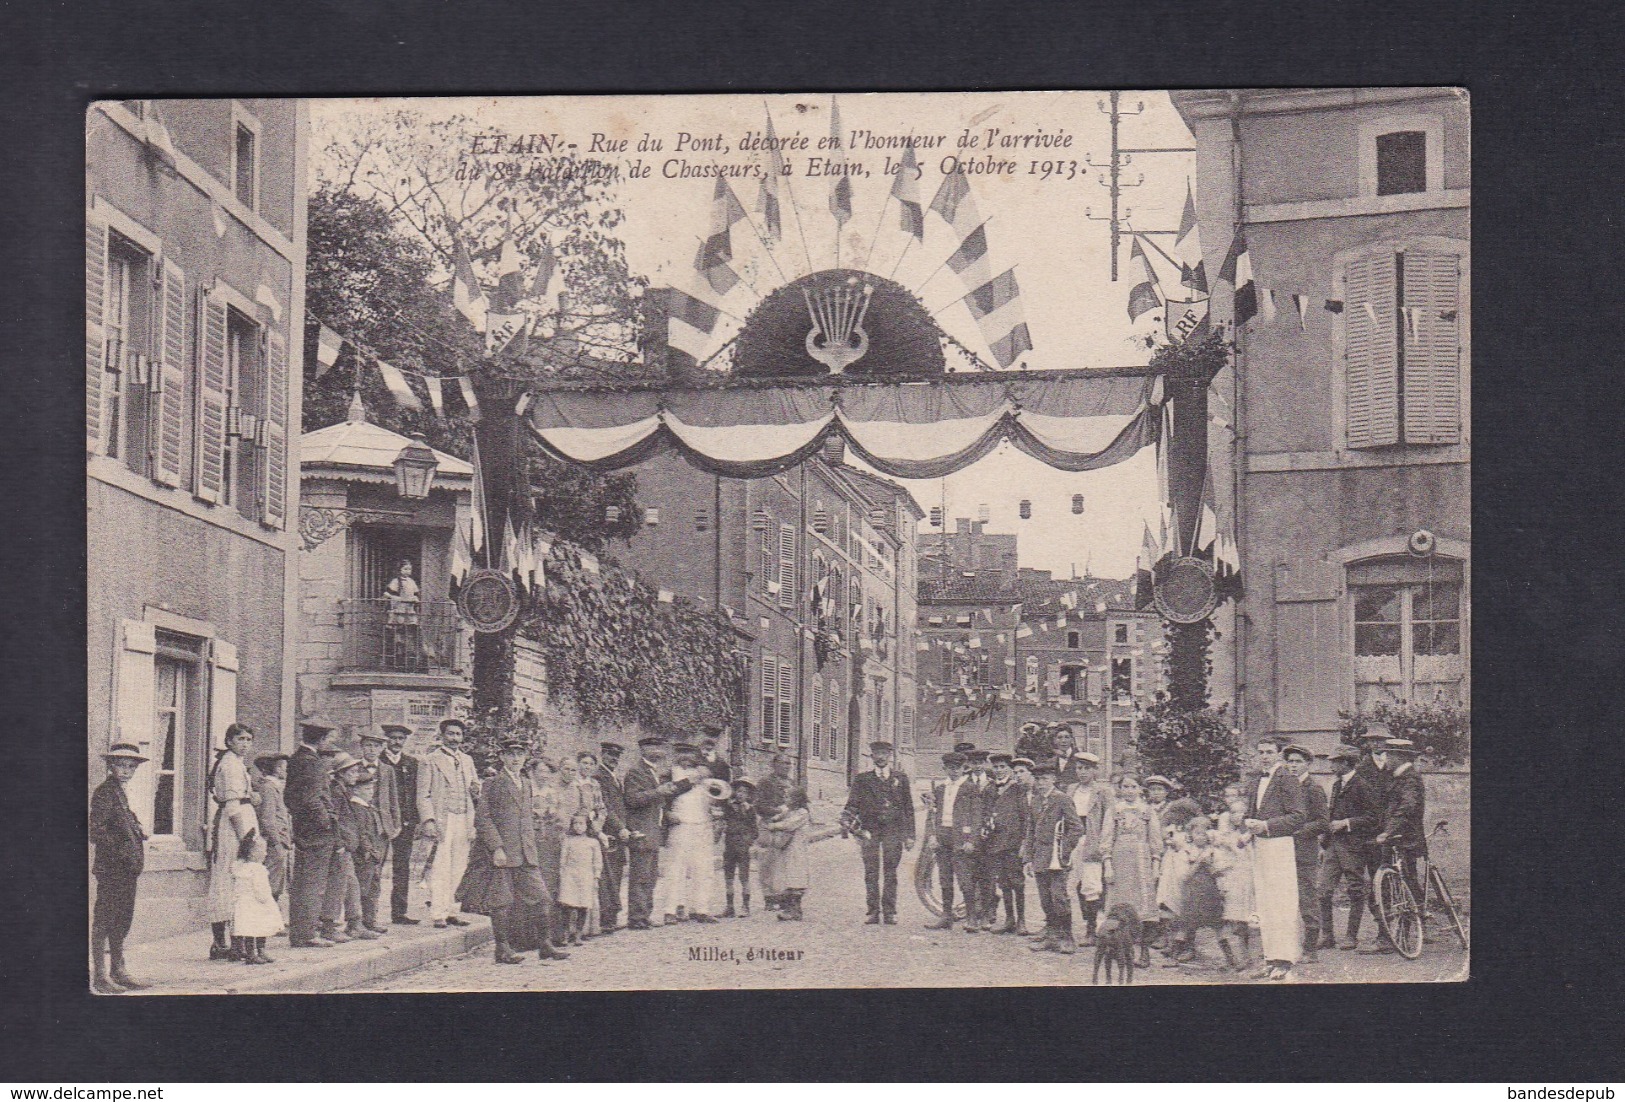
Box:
[339,598,462,674]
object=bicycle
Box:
[1370,820,1470,960]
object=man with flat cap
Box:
[983,752,1031,935]
[1319,743,1380,950]
[842,741,916,924]
[1023,761,1084,953]
[379,723,422,925]
[594,741,632,932]
[355,728,403,934]
[622,736,689,929]
[460,737,563,964]
[1283,743,1330,962]
[1364,737,1428,954]
[287,720,339,947]
[1067,751,1113,944]
[922,750,977,930]
[418,717,480,928]
[91,742,150,992]
[1014,722,1049,763]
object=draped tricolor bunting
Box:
[523,372,1162,480]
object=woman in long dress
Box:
[207,723,261,960]
[1102,774,1163,965]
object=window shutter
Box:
[1047,662,1061,701]
[261,328,288,526]
[1402,250,1462,445]
[1344,252,1400,448]
[778,524,796,609]
[86,215,110,454]
[208,638,240,751]
[811,679,823,757]
[196,292,229,502]
[153,261,187,486]
[1273,558,1343,732]
[114,620,158,833]
[761,655,777,744]
[1087,665,1104,703]
[777,661,794,747]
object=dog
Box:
[1093,903,1142,985]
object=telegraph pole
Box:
[1085,92,1195,281]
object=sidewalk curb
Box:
[145,921,493,995]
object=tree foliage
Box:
[1134,695,1241,801]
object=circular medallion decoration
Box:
[1153,556,1219,624]
[457,568,521,634]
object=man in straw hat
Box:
[91,743,151,993]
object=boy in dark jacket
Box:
[91,744,151,993]
[720,779,759,917]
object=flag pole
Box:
[859,187,892,274]
[887,235,915,281]
[765,100,818,279]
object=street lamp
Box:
[392,434,439,500]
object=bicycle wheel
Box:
[1374,866,1424,959]
[1428,865,1470,951]
[914,845,967,920]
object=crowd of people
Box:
[88,710,1436,991]
[872,719,1435,982]
[88,716,821,988]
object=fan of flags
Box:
[666,96,1035,373]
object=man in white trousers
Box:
[417,717,480,927]
[656,746,721,924]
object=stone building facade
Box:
[1171,88,1470,754]
[87,99,307,940]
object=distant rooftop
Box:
[300,394,473,485]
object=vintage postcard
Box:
[86,89,1468,994]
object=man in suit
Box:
[963,749,1001,930]
[356,728,403,934]
[1364,737,1428,955]
[698,730,732,783]
[1022,761,1085,953]
[91,743,150,993]
[922,750,975,930]
[1243,735,1309,981]
[286,720,339,948]
[379,723,422,925]
[622,736,689,930]
[594,741,631,933]
[983,752,1032,936]
[1319,743,1380,950]
[1050,725,1085,789]
[1284,744,1330,962]
[1067,751,1113,944]
[477,737,559,964]
[418,717,480,928]
[842,741,916,924]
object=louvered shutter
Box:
[86,215,110,454]
[153,261,187,486]
[778,524,796,609]
[777,661,794,747]
[811,679,823,757]
[196,292,229,502]
[761,655,777,744]
[1047,662,1061,702]
[261,328,288,527]
[114,620,158,832]
[1401,250,1462,445]
[1344,252,1400,448]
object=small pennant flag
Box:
[500,515,519,576]
[450,521,472,588]
[1260,287,1278,323]
[1016,625,1033,639]
[255,284,283,323]
[314,324,343,377]
[1175,183,1208,294]
[1219,231,1256,326]
[451,239,489,332]
[458,376,480,421]
[531,239,556,300]
[1294,293,1310,329]
[828,97,852,227]
[892,144,924,241]
[211,201,228,239]
[757,112,786,243]
[1362,302,1379,326]
[375,359,420,411]
[667,287,722,361]
[580,551,600,575]
[424,375,444,418]
[1127,236,1162,322]
[658,588,674,604]
[143,102,178,169]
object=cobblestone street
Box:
[346,835,1467,991]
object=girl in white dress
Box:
[232,832,283,965]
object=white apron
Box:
[1251,834,1301,963]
